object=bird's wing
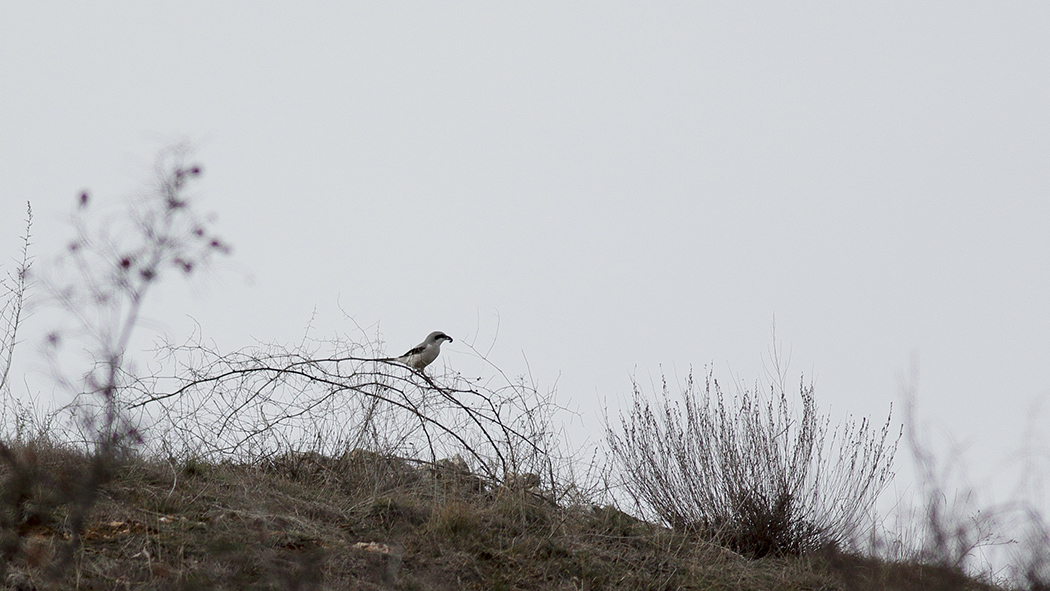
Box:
[399,344,427,358]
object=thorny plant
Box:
[607,367,900,558]
[46,151,228,450]
[0,147,228,579]
[126,332,570,498]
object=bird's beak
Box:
[447,337,454,343]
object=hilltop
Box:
[0,440,1003,591]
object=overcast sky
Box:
[2,3,1049,524]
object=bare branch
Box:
[0,202,32,397]
[127,332,562,490]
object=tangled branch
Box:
[129,333,560,487]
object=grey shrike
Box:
[394,331,453,370]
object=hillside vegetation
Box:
[0,440,1003,591]
[1,152,1044,589]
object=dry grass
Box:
[0,440,1015,591]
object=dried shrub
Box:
[127,333,567,495]
[608,369,899,557]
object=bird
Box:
[394,331,453,370]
